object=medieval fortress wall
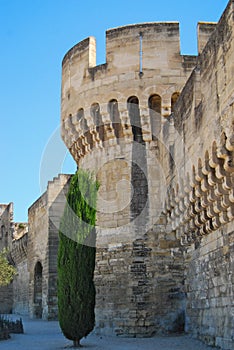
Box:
[0,203,14,313]
[60,1,234,348]
[0,175,71,320]
[61,21,197,337]
[162,3,234,347]
[0,1,233,349]
[27,174,70,320]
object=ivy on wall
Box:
[0,249,16,287]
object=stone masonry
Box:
[0,174,71,320]
[61,1,234,348]
[0,203,14,314]
[0,2,233,350]
[27,174,71,320]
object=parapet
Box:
[62,36,96,70]
[197,22,217,54]
[61,22,181,87]
[61,22,198,160]
[105,22,180,70]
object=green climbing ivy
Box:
[0,249,16,287]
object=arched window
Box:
[148,94,162,140]
[127,96,143,143]
[108,99,123,142]
[171,92,180,113]
[34,261,43,318]
[91,103,105,142]
[149,94,161,114]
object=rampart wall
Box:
[161,2,234,348]
[0,175,71,321]
[11,233,29,315]
[27,174,71,320]
[61,1,234,347]
[61,22,198,336]
[0,203,14,314]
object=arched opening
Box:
[77,108,93,151]
[34,261,43,318]
[91,103,105,142]
[148,94,162,140]
[108,99,123,142]
[171,92,180,113]
[127,96,143,143]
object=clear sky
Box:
[0,0,229,222]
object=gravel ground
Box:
[0,315,218,350]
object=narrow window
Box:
[108,99,123,142]
[127,96,143,143]
[171,92,180,113]
[34,261,43,318]
[148,94,161,140]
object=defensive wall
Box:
[61,1,234,348]
[0,203,14,314]
[0,175,71,321]
[27,174,71,320]
[163,2,234,348]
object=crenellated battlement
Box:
[61,22,198,162]
[61,21,215,105]
[60,1,234,343]
[62,36,96,69]
[62,22,181,71]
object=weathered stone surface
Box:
[60,0,234,347]
[27,174,71,320]
[0,1,233,349]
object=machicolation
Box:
[61,1,234,347]
[0,2,233,349]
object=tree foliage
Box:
[0,249,16,287]
[58,169,99,347]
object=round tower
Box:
[61,23,196,336]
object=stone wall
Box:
[61,20,198,336]
[28,191,48,319]
[0,175,71,320]
[58,0,234,346]
[0,203,14,313]
[0,203,14,251]
[27,174,71,320]
[185,223,234,349]
[163,1,234,348]
[11,233,29,315]
[0,284,13,314]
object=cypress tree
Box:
[58,169,99,347]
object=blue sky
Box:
[0,0,229,222]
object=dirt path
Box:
[0,316,217,350]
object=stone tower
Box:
[61,22,198,336]
[61,3,234,344]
